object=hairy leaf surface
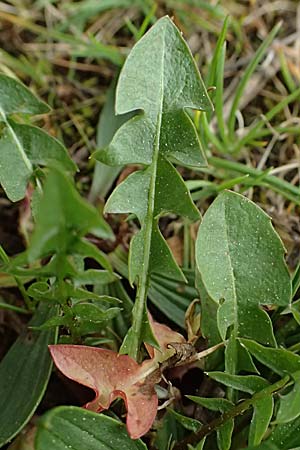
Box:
[196,190,291,373]
[94,16,212,357]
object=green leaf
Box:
[241,339,300,376]
[27,281,51,299]
[196,269,223,369]
[207,372,269,394]
[188,440,206,450]
[154,409,185,450]
[27,280,118,305]
[0,73,49,116]
[225,338,258,374]
[187,397,234,450]
[90,78,135,202]
[10,122,76,173]
[167,409,201,433]
[244,443,279,450]
[196,190,291,371]
[217,420,234,450]
[68,238,112,272]
[65,285,119,304]
[35,406,147,450]
[94,16,212,358]
[276,374,300,424]
[268,415,300,449]
[0,124,32,202]
[37,304,121,332]
[187,396,233,413]
[105,160,199,283]
[0,302,57,447]
[72,269,117,285]
[72,303,120,322]
[249,396,274,446]
[95,280,133,344]
[207,372,273,446]
[0,74,75,201]
[28,167,113,262]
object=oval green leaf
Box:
[0,302,57,447]
[276,376,300,424]
[196,190,291,343]
[35,406,148,450]
[241,339,300,376]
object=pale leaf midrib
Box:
[131,25,166,345]
[0,105,32,172]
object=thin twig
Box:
[173,375,289,450]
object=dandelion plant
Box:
[94,16,213,359]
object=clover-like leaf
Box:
[49,316,186,439]
[94,16,212,358]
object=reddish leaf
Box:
[146,315,186,362]
[49,345,158,438]
[49,317,185,439]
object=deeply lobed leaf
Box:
[96,16,212,285]
[49,345,159,439]
[94,16,212,357]
[49,316,185,439]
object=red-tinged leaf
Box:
[49,345,158,439]
[146,314,186,362]
[49,317,186,439]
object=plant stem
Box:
[0,301,31,314]
[292,262,300,298]
[173,375,289,450]
[0,245,33,310]
[129,111,163,360]
[183,219,190,269]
